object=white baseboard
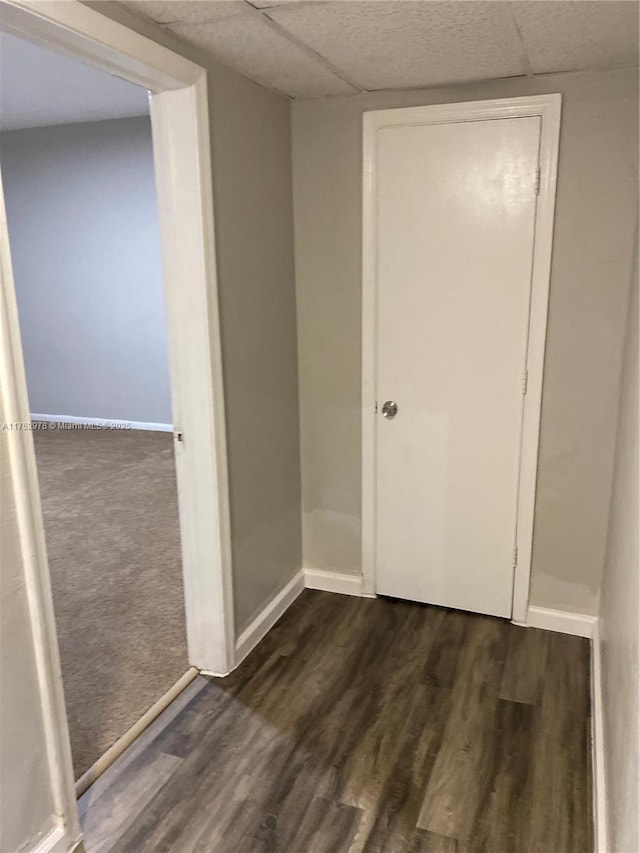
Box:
[235,570,305,666]
[591,620,608,853]
[31,413,173,432]
[523,605,597,638]
[303,568,373,597]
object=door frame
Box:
[1,0,234,845]
[361,94,561,621]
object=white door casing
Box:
[361,96,561,620]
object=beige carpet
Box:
[33,427,188,779]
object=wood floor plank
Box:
[470,698,536,851]
[412,830,470,852]
[77,676,206,809]
[416,615,509,842]
[150,678,235,759]
[79,749,182,853]
[77,592,592,853]
[256,797,362,853]
[301,800,362,853]
[114,686,245,852]
[423,609,468,687]
[346,684,451,853]
[525,632,592,853]
[499,625,549,705]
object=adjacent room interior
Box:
[0,31,188,781]
[1,2,638,853]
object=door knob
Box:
[381,401,398,419]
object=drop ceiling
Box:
[115,0,640,98]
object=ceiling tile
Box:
[512,1,639,74]
[266,1,529,91]
[117,1,248,25]
[166,14,357,97]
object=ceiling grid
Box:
[113,0,638,98]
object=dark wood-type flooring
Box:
[79,590,592,852]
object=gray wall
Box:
[1,116,172,425]
[88,2,302,633]
[600,235,638,853]
[210,59,302,631]
[292,67,638,616]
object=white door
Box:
[372,114,541,618]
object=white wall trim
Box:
[31,413,173,432]
[303,568,374,597]
[520,605,597,638]
[361,94,562,616]
[234,571,305,667]
[591,620,608,853]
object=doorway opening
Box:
[0,29,191,783]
